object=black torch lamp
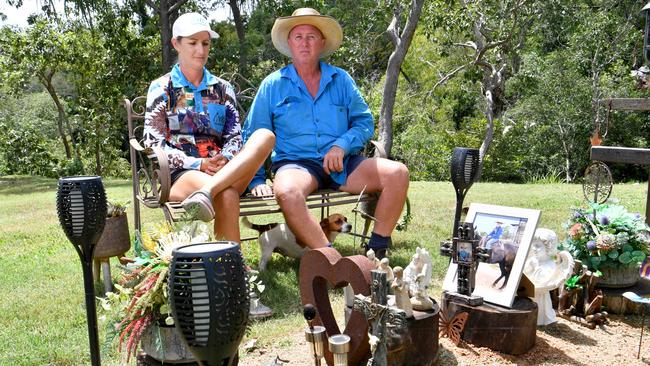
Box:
[56,176,107,366]
[169,242,250,366]
[643,2,650,64]
[450,147,480,238]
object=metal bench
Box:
[125,86,381,242]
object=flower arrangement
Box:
[99,221,211,361]
[561,201,650,270]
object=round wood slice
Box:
[441,294,537,355]
[601,276,650,315]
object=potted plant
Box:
[94,199,131,259]
[560,201,650,287]
[99,220,267,363]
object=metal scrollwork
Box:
[582,161,613,204]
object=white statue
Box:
[403,247,432,296]
[366,249,381,270]
[391,266,413,317]
[523,228,574,325]
[378,258,394,283]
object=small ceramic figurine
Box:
[403,247,432,296]
[366,249,381,269]
[391,266,413,317]
[378,258,394,283]
[523,228,574,325]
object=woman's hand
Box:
[201,154,228,175]
[323,146,345,174]
[251,183,273,197]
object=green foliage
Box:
[561,201,650,270]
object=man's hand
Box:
[201,154,228,175]
[323,146,345,174]
[251,183,273,197]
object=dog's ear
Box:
[320,218,329,228]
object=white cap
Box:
[172,13,219,39]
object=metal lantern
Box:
[169,242,250,366]
[450,147,480,238]
[56,176,107,366]
[643,2,650,64]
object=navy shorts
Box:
[271,155,367,190]
[170,168,191,185]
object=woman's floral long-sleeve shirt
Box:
[143,64,243,170]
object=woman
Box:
[144,13,275,242]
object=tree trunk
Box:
[145,0,189,71]
[41,73,72,159]
[229,0,247,73]
[376,0,424,158]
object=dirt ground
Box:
[240,314,650,365]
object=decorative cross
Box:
[353,270,407,366]
[440,222,490,306]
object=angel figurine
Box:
[391,266,413,317]
[404,247,434,310]
[523,228,574,325]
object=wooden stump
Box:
[441,294,537,355]
[387,306,440,366]
[602,276,650,314]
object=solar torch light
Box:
[450,147,480,238]
[56,176,107,366]
[169,242,250,366]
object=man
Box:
[243,8,409,258]
[484,221,504,250]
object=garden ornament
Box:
[403,247,432,297]
[523,228,574,325]
[299,247,375,365]
[440,223,491,306]
[353,270,407,366]
[622,291,650,359]
[56,176,107,366]
[168,242,249,366]
[391,267,413,318]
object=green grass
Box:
[1,175,648,365]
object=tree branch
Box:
[169,0,190,14]
[433,63,470,91]
[143,0,158,13]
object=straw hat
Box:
[271,8,343,58]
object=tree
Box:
[376,0,425,157]
[430,0,535,179]
[0,19,79,160]
[143,0,190,70]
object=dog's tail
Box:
[241,217,277,234]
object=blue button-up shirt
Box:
[243,62,374,189]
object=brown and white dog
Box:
[242,213,352,271]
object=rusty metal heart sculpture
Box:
[299,248,374,366]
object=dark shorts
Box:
[170,168,191,186]
[271,155,366,190]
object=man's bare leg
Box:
[272,169,329,248]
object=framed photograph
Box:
[455,241,474,265]
[443,203,541,307]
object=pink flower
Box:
[569,223,584,239]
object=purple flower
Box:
[587,214,595,222]
[586,240,597,250]
[599,215,609,225]
[635,213,642,219]
[573,211,583,219]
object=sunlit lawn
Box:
[0,175,647,365]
